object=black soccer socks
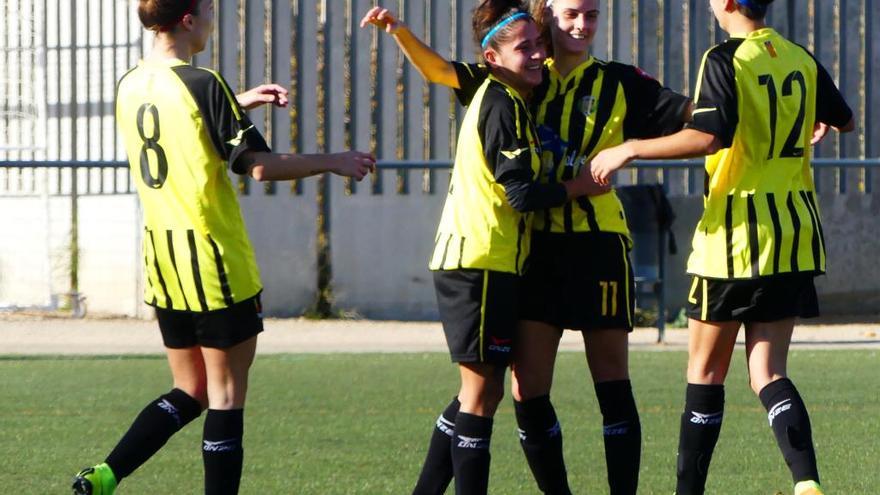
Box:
[203,408,244,495]
[759,378,820,484]
[676,383,725,495]
[595,380,641,495]
[413,397,460,495]
[514,395,572,495]
[105,388,202,481]
[451,412,493,495]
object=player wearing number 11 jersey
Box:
[590,1,853,494]
[72,1,374,493]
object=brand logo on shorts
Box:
[767,399,792,426]
[488,336,512,354]
[456,435,489,450]
[203,439,239,452]
[689,411,723,425]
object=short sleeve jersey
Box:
[116,58,271,311]
[429,75,543,275]
[685,28,852,279]
[453,57,689,240]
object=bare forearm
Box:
[628,129,721,161]
[393,26,459,88]
[246,152,336,181]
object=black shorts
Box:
[433,269,519,365]
[520,232,635,331]
[155,293,264,349]
[686,273,819,323]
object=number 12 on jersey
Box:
[757,70,807,160]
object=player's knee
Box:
[748,372,783,396]
[511,377,550,402]
[174,380,209,409]
[482,380,505,410]
[687,363,728,384]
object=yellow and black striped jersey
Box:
[429,75,547,275]
[453,58,689,239]
[116,58,270,311]
[685,28,852,279]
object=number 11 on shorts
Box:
[599,280,618,316]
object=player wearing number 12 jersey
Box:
[590,0,853,494]
[72,1,374,493]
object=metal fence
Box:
[1,0,879,188]
[2,0,879,317]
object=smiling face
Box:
[547,0,600,56]
[484,19,547,93]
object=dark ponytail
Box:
[472,0,530,53]
[137,0,200,32]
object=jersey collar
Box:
[728,27,777,40]
[546,56,596,88]
[140,57,191,69]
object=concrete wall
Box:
[0,187,318,318]
[665,194,880,318]
[2,187,878,319]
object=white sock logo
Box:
[456,435,489,449]
[767,399,792,426]
[203,439,239,452]
[436,416,454,437]
[689,411,723,425]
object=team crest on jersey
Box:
[578,95,596,117]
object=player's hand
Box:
[591,143,635,186]
[236,84,289,111]
[330,151,376,181]
[359,6,403,34]
[571,165,612,197]
[810,121,830,145]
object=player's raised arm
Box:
[359,6,460,88]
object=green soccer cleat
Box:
[794,480,824,495]
[72,463,117,495]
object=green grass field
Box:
[1,350,877,494]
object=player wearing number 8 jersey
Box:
[72,1,375,494]
[590,1,854,494]
[118,60,264,312]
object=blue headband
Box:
[735,0,768,13]
[481,12,530,49]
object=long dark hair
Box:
[472,0,531,53]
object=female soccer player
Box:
[590,1,854,494]
[379,1,606,493]
[362,1,689,493]
[71,1,374,494]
